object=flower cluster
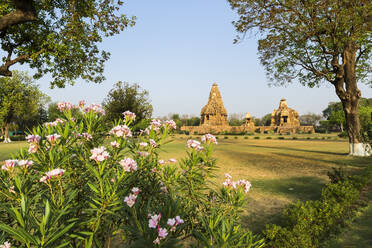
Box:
[148,213,184,244]
[124,187,140,207]
[149,139,157,148]
[26,134,41,143]
[84,103,105,115]
[76,132,92,141]
[0,241,11,248]
[168,158,177,163]
[163,120,177,130]
[44,118,65,128]
[223,173,252,193]
[46,133,61,142]
[201,133,218,144]
[109,125,132,138]
[187,139,203,151]
[123,111,136,121]
[40,168,65,183]
[110,141,120,148]
[90,146,110,162]
[119,158,138,172]
[57,102,73,112]
[1,159,33,171]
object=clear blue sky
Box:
[25,0,372,118]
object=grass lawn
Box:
[1,135,370,235]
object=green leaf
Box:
[45,222,75,247]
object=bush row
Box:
[262,166,372,248]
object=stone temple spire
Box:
[200,83,228,126]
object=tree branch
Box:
[0,0,37,32]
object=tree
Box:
[228,0,372,156]
[329,110,346,132]
[229,113,245,126]
[0,70,47,142]
[299,113,322,126]
[0,1,135,88]
[103,82,153,126]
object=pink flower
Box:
[222,174,252,193]
[139,142,148,147]
[119,158,137,172]
[148,214,161,228]
[123,111,136,121]
[187,139,203,151]
[80,133,92,141]
[0,241,11,248]
[90,146,110,162]
[40,168,65,183]
[9,186,16,194]
[124,194,137,207]
[28,143,38,153]
[132,187,140,195]
[164,120,177,130]
[175,216,184,225]
[110,141,120,148]
[137,151,150,157]
[46,133,61,142]
[57,101,73,112]
[79,100,85,108]
[1,160,18,171]
[158,228,168,239]
[109,125,132,138]
[167,218,176,227]
[158,159,165,165]
[225,173,232,179]
[237,179,252,193]
[160,186,168,193]
[201,134,218,144]
[149,139,157,148]
[26,135,41,143]
[168,158,177,163]
[84,103,105,115]
[18,160,33,168]
[153,237,160,244]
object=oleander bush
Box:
[0,101,264,248]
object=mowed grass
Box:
[0,141,27,161]
[160,135,370,233]
[1,136,370,234]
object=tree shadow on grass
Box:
[245,144,347,156]
[242,176,326,234]
[272,152,371,169]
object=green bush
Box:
[307,137,311,140]
[224,136,228,139]
[292,137,298,140]
[277,136,284,140]
[11,135,26,141]
[338,131,348,138]
[254,136,260,139]
[244,136,248,139]
[234,136,238,139]
[266,137,272,139]
[263,167,372,248]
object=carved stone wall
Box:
[271,99,300,127]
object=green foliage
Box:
[0,102,261,247]
[0,71,48,139]
[254,136,260,139]
[103,82,153,127]
[0,1,136,87]
[263,167,372,248]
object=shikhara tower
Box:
[200,83,228,126]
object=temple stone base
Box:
[181,125,314,135]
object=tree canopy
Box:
[103,81,153,126]
[0,0,135,88]
[0,70,48,141]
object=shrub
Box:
[234,136,238,139]
[224,136,229,139]
[307,137,311,140]
[292,137,298,140]
[0,102,264,248]
[263,167,372,248]
[277,136,285,140]
[266,137,272,139]
[244,136,248,139]
[338,131,348,138]
[254,136,260,139]
[11,135,26,141]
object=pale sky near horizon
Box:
[15,0,372,118]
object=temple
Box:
[181,83,314,134]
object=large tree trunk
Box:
[334,46,370,156]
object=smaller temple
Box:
[271,98,300,127]
[244,112,255,129]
